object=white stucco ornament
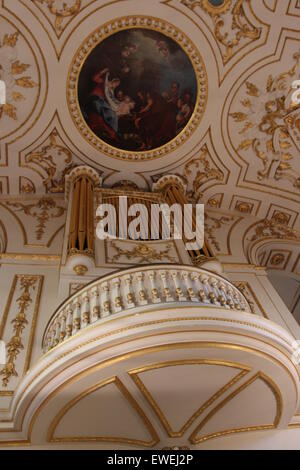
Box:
[0,340,6,364]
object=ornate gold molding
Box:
[189,372,282,444]
[6,197,65,241]
[0,275,43,388]
[47,376,159,446]
[205,213,234,252]
[249,218,300,243]
[32,0,82,35]
[24,129,74,194]
[230,49,300,189]
[184,144,224,202]
[129,360,250,438]
[0,324,295,442]
[232,281,268,318]
[182,0,262,63]
[108,241,177,264]
[0,253,61,262]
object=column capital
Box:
[65,165,102,200]
[152,174,187,194]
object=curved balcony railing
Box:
[42,264,251,352]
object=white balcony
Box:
[43,264,251,353]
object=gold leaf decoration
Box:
[2,103,17,120]
[245,81,259,97]
[0,276,37,387]
[230,50,300,189]
[2,32,19,47]
[12,91,25,102]
[6,197,65,241]
[15,77,37,88]
[33,0,82,35]
[205,213,234,252]
[182,0,262,64]
[0,30,37,123]
[238,139,253,151]
[11,60,30,75]
[230,112,248,122]
[24,129,74,193]
[108,242,177,264]
[183,145,224,202]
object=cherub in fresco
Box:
[156,40,169,58]
[121,43,138,74]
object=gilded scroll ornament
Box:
[33,0,81,33]
[205,213,234,252]
[108,242,177,264]
[6,197,65,241]
[182,0,261,63]
[184,145,224,202]
[230,51,300,189]
[249,218,300,242]
[25,129,74,193]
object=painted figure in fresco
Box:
[176,90,193,132]
[85,68,135,140]
[79,29,197,151]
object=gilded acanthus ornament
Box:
[0,276,37,387]
[230,51,300,189]
[6,197,65,240]
[108,242,177,264]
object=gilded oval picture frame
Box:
[67,16,208,160]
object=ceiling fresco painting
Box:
[78,28,198,153]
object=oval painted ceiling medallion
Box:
[67,16,207,161]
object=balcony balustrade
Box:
[42,264,251,353]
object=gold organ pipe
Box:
[68,176,96,256]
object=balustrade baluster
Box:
[123,275,135,308]
[148,271,161,304]
[135,272,148,305]
[113,278,122,313]
[160,271,174,302]
[81,293,91,327]
[73,300,81,332]
[91,287,101,321]
[171,271,186,301]
[66,306,73,337]
[100,282,111,317]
